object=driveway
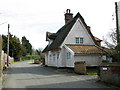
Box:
[2,60,116,88]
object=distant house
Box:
[42,9,106,68]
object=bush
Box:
[21,56,41,61]
[102,60,109,63]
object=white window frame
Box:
[76,37,79,44]
[80,37,83,44]
[67,52,71,60]
[75,37,84,44]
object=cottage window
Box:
[67,52,71,60]
[80,37,83,44]
[75,37,84,44]
[76,37,79,44]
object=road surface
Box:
[2,60,114,88]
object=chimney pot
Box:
[64,9,73,24]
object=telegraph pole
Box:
[115,2,120,62]
[7,24,10,66]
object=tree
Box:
[11,36,24,59]
[22,36,32,56]
[103,29,117,49]
[103,29,120,62]
[36,48,45,59]
[2,33,25,60]
[2,35,7,53]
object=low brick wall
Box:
[74,61,86,74]
[100,62,120,86]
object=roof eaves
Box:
[74,53,103,55]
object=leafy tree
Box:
[36,48,45,59]
[22,36,32,56]
[2,35,7,53]
[36,48,42,56]
[2,33,25,60]
[11,36,24,59]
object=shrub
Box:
[102,60,109,63]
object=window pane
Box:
[80,38,83,44]
[76,37,79,44]
[67,52,71,60]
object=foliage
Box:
[35,48,45,59]
[22,36,32,56]
[2,33,25,59]
[103,29,120,62]
[103,29,117,49]
[86,67,98,75]
[102,60,109,63]
[2,35,7,53]
[2,33,43,62]
[87,73,98,75]
[21,56,40,61]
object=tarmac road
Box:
[2,60,116,88]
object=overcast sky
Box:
[0,0,119,49]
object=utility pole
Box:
[115,2,120,62]
[7,24,10,66]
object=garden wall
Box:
[74,61,86,74]
[100,62,120,86]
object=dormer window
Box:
[75,37,84,44]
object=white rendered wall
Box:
[74,55,102,66]
[62,18,95,47]
[45,50,62,67]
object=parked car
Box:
[34,59,40,64]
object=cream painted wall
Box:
[45,50,62,67]
[62,18,95,47]
[60,47,74,67]
[74,55,102,66]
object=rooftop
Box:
[65,44,104,55]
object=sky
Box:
[0,0,120,49]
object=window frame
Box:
[80,37,84,44]
[75,37,84,44]
[67,52,71,60]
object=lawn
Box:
[86,67,99,75]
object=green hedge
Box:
[21,56,41,61]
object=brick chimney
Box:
[64,9,73,24]
[87,26,91,30]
